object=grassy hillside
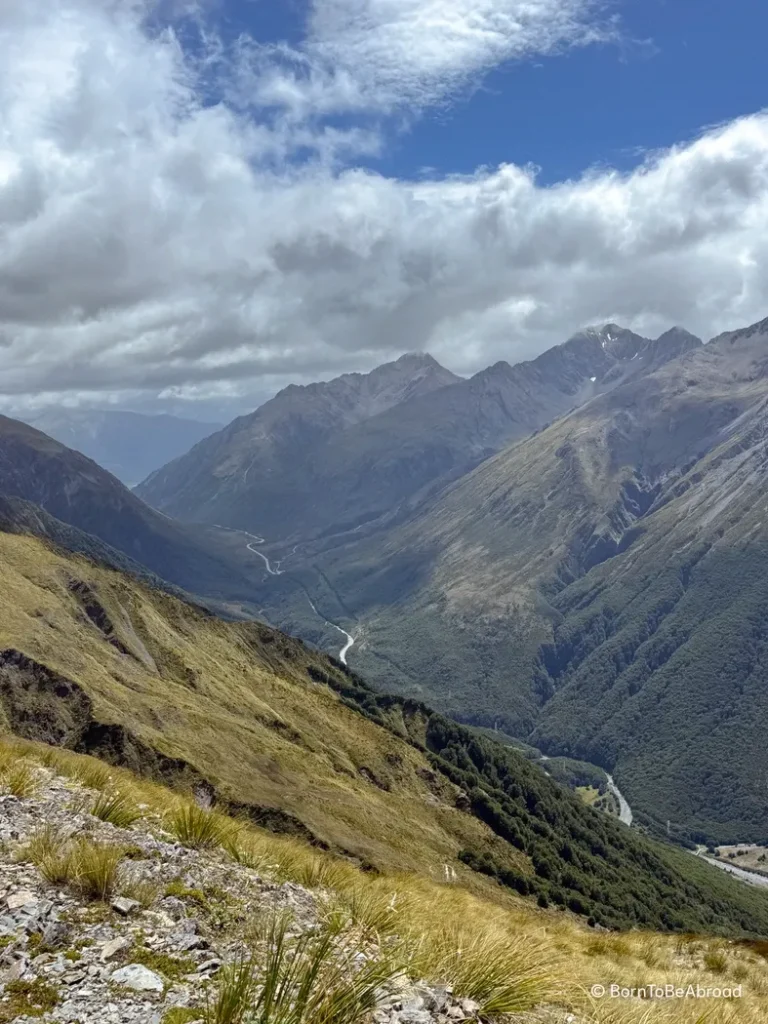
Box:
[4,736,768,1024]
[4,529,768,939]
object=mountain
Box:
[135,352,460,534]
[137,326,700,543]
[248,317,768,844]
[0,415,255,600]
[3,522,768,945]
[22,409,221,486]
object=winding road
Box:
[307,598,356,665]
[606,774,633,826]
[214,525,356,663]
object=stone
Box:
[101,936,131,961]
[178,934,208,952]
[196,958,222,975]
[63,969,88,984]
[42,919,71,948]
[111,963,165,992]
[110,896,141,916]
[6,890,36,910]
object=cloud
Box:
[246,0,608,117]
[0,0,768,417]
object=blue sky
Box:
[1,0,768,419]
[219,0,766,183]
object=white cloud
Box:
[0,0,768,417]
[245,0,607,118]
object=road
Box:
[693,848,768,889]
[605,774,633,826]
[245,538,282,576]
[215,525,356,663]
[307,598,356,665]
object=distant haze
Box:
[21,410,222,487]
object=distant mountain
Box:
[22,409,221,486]
[136,352,460,534]
[272,316,768,844]
[0,415,255,600]
[137,326,700,542]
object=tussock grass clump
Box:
[222,830,270,872]
[1,760,40,798]
[328,885,413,941]
[413,925,552,1017]
[17,825,71,885]
[166,803,231,850]
[204,914,401,1024]
[19,827,123,901]
[276,850,358,892]
[119,871,161,908]
[91,789,141,829]
[703,948,729,975]
[72,758,114,791]
[70,840,124,900]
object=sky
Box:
[1,0,767,422]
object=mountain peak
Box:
[655,326,702,346]
[393,351,440,367]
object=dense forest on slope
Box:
[309,660,768,935]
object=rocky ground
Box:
[0,765,522,1024]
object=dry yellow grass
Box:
[3,733,767,1023]
[0,531,526,893]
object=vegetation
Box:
[19,826,124,901]
[4,733,768,1023]
[4,529,768,943]
[0,979,59,1021]
[1,759,40,798]
[166,804,233,850]
[91,788,141,828]
[317,665,768,935]
[204,915,401,1024]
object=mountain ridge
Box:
[137,323,702,541]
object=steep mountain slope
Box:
[23,409,221,485]
[136,353,460,533]
[0,415,255,600]
[256,317,768,843]
[3,526,768,938]
[137,327,700,541]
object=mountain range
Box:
[246,317,768,845]
[133,314,768,846]
[2,508,768,941]
[6,316,768,849]
[0,415,254,601]
[136,326,700,541]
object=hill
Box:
[0,414,257,601]
[22,408,221,486]
[1,738,766,1024]
[3,525,768,942]
[137,327,700,541]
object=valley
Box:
[141,316,768,850]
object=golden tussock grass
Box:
[4,733,768,1022]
